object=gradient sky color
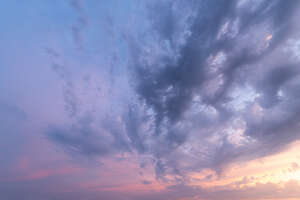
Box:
[1,0,300,200]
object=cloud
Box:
[44,0,300,185]
[125,180,300,200]
[70,0,88,50]
[142,180,152,185]
[2,179,299,200]
[126,0,300,178]
[46,48,79,118]
[47,112,130,158]
[2,0,300,199]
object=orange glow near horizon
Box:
[71,140,300,196]
[188,140,300,189]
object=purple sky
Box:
[1,0,300,200]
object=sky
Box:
[1,0,300,199]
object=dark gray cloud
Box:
[2,1,300,199]
[133,0,299,124]
[126,0,300,178]
[44,0,300,183]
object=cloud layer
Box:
[1,0,300,199]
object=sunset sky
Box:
[1,0,300,200]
